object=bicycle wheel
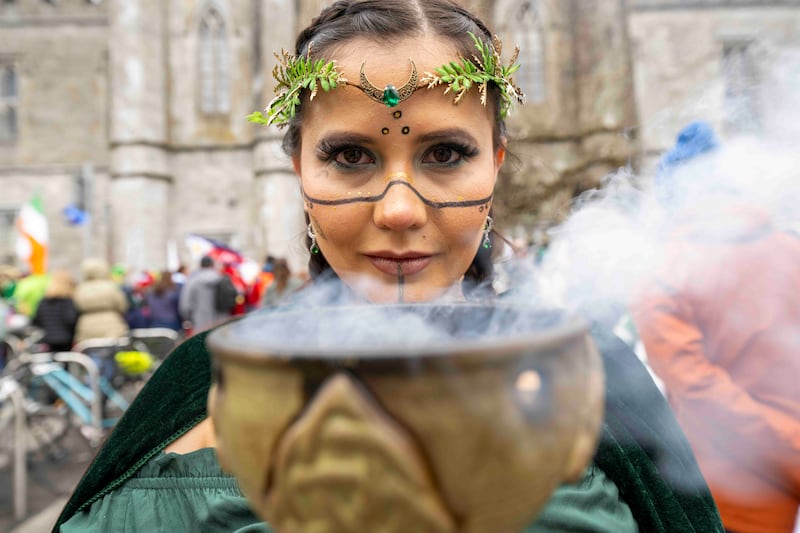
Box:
[0,397,70,465]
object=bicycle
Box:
[0,373,30,520]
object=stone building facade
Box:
[1,0,302,273]
[490,0,637,241]
[628,0,800,167]
[12,0,782,274]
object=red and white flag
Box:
[185,233,244,267]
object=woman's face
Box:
[295,36,505,303]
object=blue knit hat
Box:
[655,120,719,203]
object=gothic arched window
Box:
[0,64,17,142]
[511,1,546,104]
[198,6,230,115]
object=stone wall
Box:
[628,1,800,169]
[492,0,638,240]
[0,0,110,273]
[0,1,108,166]
[0,167,110,270]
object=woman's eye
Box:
[422,144,472,166]
[432,147,456,163]
[335,149,373,166]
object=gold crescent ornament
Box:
[358,59,419,107]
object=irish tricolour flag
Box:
[16,196,49,275]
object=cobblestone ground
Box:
[0,426,95,532]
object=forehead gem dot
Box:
[401,126,410,135]
[381,127,390,135]
[393,110,402,119]
[383,85,401,107]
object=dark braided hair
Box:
[286,0,505,299]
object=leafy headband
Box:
[247,32,526,128]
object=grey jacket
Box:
[178,269,230,332]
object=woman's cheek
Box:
[436,209,487,248]
[312,206,367,244]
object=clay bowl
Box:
[206,303,604,533]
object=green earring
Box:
[307,223,320,255]
[482,216,494,249]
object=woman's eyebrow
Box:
[317,131,375,146]
[416,128,479,145]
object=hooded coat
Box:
[178,268,230,332]
[73,259,129,343]
[633,205,800,533]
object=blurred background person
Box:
[244,254,275,311]
[73,257,129,344]
[123,271,155,329]
[32,268,78,352]
[145,269,182,332]
[633,122,800,533]
[11,270,50,318]
[179,255,231,333]
[172,264,188,287]
[0,264,21,301]
[260,257,302,308]
[220,262,247,316]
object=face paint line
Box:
[303,181,493,209]
[397,262,404,303]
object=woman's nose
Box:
[372,179,427,231]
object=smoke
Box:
[529,133,800,323]
[517,48,800,508]
[533,117,800,326]
[234,286,569,354]
[216,47,800,519]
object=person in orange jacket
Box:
[632,122,800,533]
[244,255,275,311]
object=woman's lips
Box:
[366,254,433,276]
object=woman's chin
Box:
[343,276,463,304]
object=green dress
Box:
[55,322,722,532]
[60,449,634,532]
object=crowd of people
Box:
[0,253,304,368]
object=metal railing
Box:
[0,375,28,521]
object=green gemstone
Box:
[383,85,400,107]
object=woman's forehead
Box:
[330,35,457,89]
[303,85,493,143]
[299,35,496,140]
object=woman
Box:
[260,258,303,307]
[55,1,722,531]
[32,269,78,353]
[144,270,182,332]
[73,257,129,344]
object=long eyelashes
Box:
[315,141,372,162]
[423,142,479,166]
[315,141,479,169]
